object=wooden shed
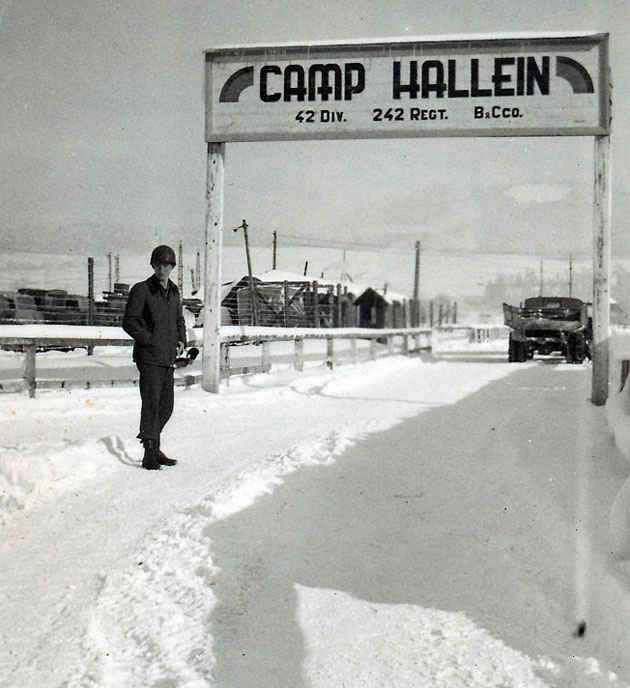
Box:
[354,287,408,328]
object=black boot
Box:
[141,439,161,471]
[156,437,177,466]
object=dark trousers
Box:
[137,364,174,441]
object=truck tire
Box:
[565,339,574,364]
[572,334,586,364]
[508,334,516,362]
[518,341,528,362]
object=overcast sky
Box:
[1,0,629,263]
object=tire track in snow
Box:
[68,430,363,687]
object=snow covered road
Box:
[1,348,629,686]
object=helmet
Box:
[150,245,176,266]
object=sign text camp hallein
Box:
[205,33,609,140]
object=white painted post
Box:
[221,342,230,385]
[261,340,271,372]
[202,142,225,393]
[294,338,304,371]
[592,134,612,405]
[326,337,334,369]
[23,342,36,398]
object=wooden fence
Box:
[0,326,433,397]
[0,322,509,397]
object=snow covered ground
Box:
[1,337,629,687]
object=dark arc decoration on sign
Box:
[219,66,254,102]
[556,56,594,94]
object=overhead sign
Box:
[205,33,609,142]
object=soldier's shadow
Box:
[99,435,139,467]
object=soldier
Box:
[123,245,186,470]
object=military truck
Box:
[503,296,591,363]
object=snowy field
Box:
[1,337,630,687]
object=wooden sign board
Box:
[205,33,609,142]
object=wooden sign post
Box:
[591,134,612,405]
[202,142,225,393]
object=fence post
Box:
[402,334,409,356]
[452,301,458,324]
[336,284,342,327]
[313,281,319,327]
[294,338,304,371]
[23,342,37,398]
[221,342,230,385]
[429,300,434,327]
[261,340,270,372]
[387,334,394,356]
[326,337,334,369]
[350,337,357,364]
[283,281,289,327]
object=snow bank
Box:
[606,332,630,559]
[297,585,620,688]
[0,391,138,517]
[0,437,119,515]
[69,421,363,688]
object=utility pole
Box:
[413,241,421,326]
[539,257,544,296]
[115,255,120,284]
[196,250,201,292]
[87,257,95,356]
[87,257,95,325]
[569,253,573,297]
[178,241,184,295]
[107,252,112,292]
[233,219,257,325]
[272,231,277,270]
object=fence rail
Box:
[0,322,503,397]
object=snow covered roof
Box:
[354,286,409,305]
[256,270,312,283]
[201,272,411,305]
[222,271,357,293]
[189,275,410,306]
